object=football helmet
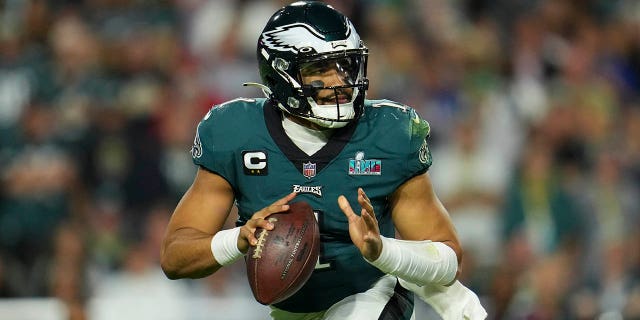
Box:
[256,1,369,128]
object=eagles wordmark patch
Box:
[292,185,323,197]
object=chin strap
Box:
[242,82,349,129]
[243,82,273,99]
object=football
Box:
[246,201,320,305]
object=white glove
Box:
[399,279,487,320]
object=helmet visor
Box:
[298,55,364,105]
[299,56,361,86]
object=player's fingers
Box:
[361,208,379,232]
[260,203,290,219]
[255,217,275,230]
[253,193,296,219]
[338,195,357,219]
[273,192,297,205]
[357,188,373,213]
[368,206,379,225]
[358,187,370,200]
[240,225,259,246]
[243,218,275,246]
[248,217,274,230]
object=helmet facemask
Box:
[294,50,368,128]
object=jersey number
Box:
[313,210,333,270]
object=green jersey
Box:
[191,98,432,312]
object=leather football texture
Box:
[246,201,320,305]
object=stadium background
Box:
[0,0,638,319]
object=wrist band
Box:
[210,227,244,266]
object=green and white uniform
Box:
[192,98,432,317]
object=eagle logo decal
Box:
[260,22,358,54]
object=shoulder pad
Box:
[369,100,411,112]
[203,98,260,118]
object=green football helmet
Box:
[256,1,369,128]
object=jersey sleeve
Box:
[190,106,237,183]
[407,107,433,175]
[366,99,433,179]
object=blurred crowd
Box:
[0,0,638,319]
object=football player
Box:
[161,1,486,319]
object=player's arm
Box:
[390,172,462,279]
[391,173,487,319]
[160,167,235,279]
[339,172,461,286]
[160,167,294,279]
[390,172,462,261]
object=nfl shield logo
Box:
[303,162,316,179]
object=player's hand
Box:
[338,188,382,261]
[238,192,297,253]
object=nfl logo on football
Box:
[303,162,316,179]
